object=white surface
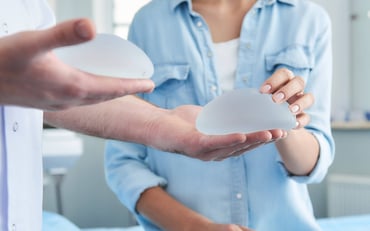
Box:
[42,129,83,172]
[54,33,154,79]
[351,0,370,110]
[196,88,296,135]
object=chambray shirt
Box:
[0,1,54,230]
[105,0,335,230]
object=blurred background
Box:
[42,0,370,229]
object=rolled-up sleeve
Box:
[104,140,167,213]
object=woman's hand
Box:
[259,68,314,128]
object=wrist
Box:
[140,107,171,147]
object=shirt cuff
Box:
[277,131,334,184]
[109,168,168,214]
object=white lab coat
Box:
[0,1,55,230]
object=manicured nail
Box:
[295,121,300,128]
[76,20,92,39]
[273,92,285,102]
[260,84,272,93]
[290,104,300,113]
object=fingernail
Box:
[75,20,93,39]
[295,121,300,128]
[260,84,271,93]
[144,80,155,90]
[290,104,300,113]
[273,92,285,102]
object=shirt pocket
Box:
[265,44,314,80]
[145,64,196,109]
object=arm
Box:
[261,69,319,176]
[137,187,252,231]
[259,14,334,176]
[0,18,154,111]
[260,68,319,175]
[45,95,285,160]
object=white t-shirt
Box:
[212,38,240,92]
[0,1,55,230]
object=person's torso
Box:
[129,0,328,230]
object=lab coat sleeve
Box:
[104,140,167,214]
[277,7,335,184]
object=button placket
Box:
[12,122,18,132]
[2,22,8,34]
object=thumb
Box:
[38,18,96,51]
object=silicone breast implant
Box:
[54,33,154,79]
[196,88,296,135]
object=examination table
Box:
[43,211,370,231]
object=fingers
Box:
[200,130,284,161]
[39,18,96,51]
[260,68,305,104]
[288,92,314,115]
[213,130,287,160]
[79,74,155,102]
[260,68,295,92]
[75,77,155,106]
[296,113,311,128]
[259,68,314,129]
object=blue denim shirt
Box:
[105,0,335,230]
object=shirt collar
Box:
[170,0,190,11]
[169,0,297,11]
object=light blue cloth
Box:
[317,214,370,231]
[42,211,144,231]
[42,211,79,231]
[105,0,334,231]
[42,211,370,231]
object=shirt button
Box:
[251,9,257,16]
[196,21,203,27]
[243,77,248,83]
[12,122,18,132]
[207,51,213,57]
[210,85,217,92]
[245,43,252,49]
[2,23,8,34]
[12,224,16,231]
[236,193,242,199]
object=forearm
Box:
[44,95,163,144]
[136,187,211,231]
[275,128,319,176]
